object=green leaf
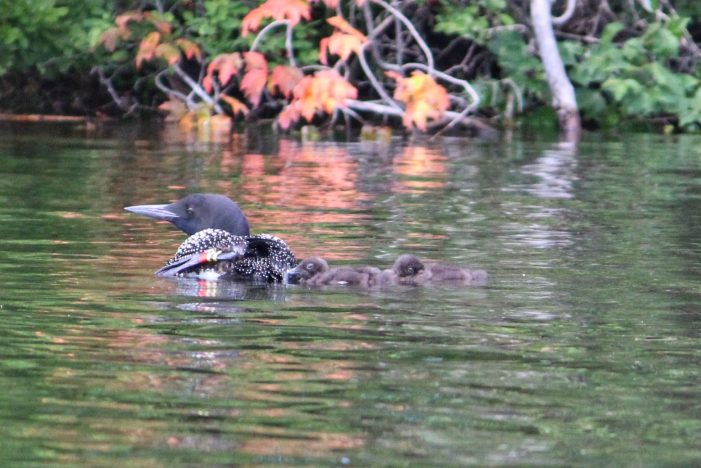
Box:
[666,16,690,38]
[558,40,584,66]
[600,22,624,44]
[602,78,644,102]
[576,88,606,117]
[643,24,680,59]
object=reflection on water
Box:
[0,124,699,465]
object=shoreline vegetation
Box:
[1,1,700,138]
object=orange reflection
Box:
[392,146,447,193]
[238,140,364,212]
[239,430,365,456]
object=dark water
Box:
[0,123,699,465]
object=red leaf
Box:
[241,7,267,38]
[204,53,243,92]
[269,65,303,98]
[277,105,300,129]
[241,52,268,107]
[242,0,311,36]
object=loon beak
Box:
[124,203,178,221]
[286,270,301,284]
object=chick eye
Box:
[407,267,415,274]
[186,206,194,216]
[305,263,315,271]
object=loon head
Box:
[392,254,425,278]
[125,193,250,236]
[287,256,329,284]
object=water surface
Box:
[0,123,699,465]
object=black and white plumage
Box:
[125,194,297,283]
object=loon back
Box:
[155,229,297,282]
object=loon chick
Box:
[125,194,296,282]
[286,256,329,284]
[382,254,488,286]
[287,256,382,288]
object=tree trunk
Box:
[530,0,581,140]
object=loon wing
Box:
[155,250,243,277]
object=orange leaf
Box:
[290,70,357,121]
[242,0,311,36]
[326,16,366,41]
[220,95,250,116]
[135,31,161,69]
[269,65,303,98]
[389,71,450,131]
[176,39,202,61]
[241,52,268,107]
[320,31,366,64]
[144,12,172,35]
[99,27,120,52]
[155,43,181,65]
[320,16,367,65]
[115,10,143,36]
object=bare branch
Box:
[172,63,223,113]
[358,44,403,112]
[285,22,297,67]
[552,0,578,26]
[93,66,130,111]
[347,99,493,134]
[369,0,435,72]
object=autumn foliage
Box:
[97,0,480,134]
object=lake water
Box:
[0,123,699,465]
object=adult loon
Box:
[125,193,296,282]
